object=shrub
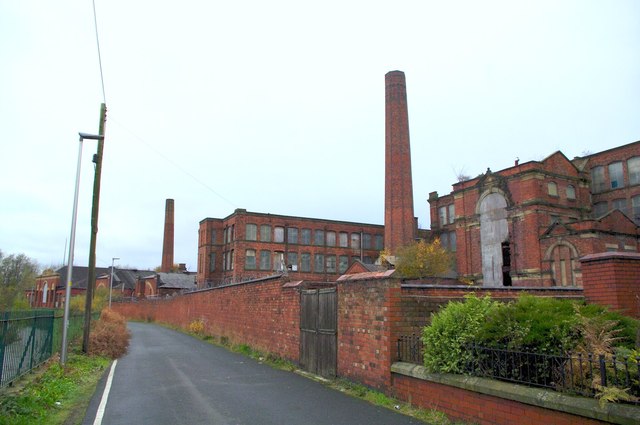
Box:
[188,318,206,335]
[422,294,499,373]
[477,295,578,354]
[88,309,130,358]
[69,287,109,314]
[395,239,452,278]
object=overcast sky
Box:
[1,0,638,272]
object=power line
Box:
[109,116,238,209]
[92,0,107,103]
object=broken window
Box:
[591,166,606,193]
[628,157,640,186]
[609,162,624,189]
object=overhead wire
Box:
[89,1,237,210]
[92,0,107,104]
[109,117,238,209]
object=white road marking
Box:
[93,359,118,425]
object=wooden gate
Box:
[299,287,337,378]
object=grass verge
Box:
[0,352,110,425]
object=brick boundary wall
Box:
[391,370,621,425]
[336,277,401,389]
[581,252,640,319]
[112,273,640,424]
[112,276,301,362]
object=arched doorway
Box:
[478,192,509,287]
[547,243,578,287]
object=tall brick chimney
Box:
[161,199,174,272]
[384,70,415,255]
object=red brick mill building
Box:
[429,141,639,288]
[197,209,386,287]
[114,71,640,425]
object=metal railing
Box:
[464,344,640,403]
[397,334,423,364]
[396,335,640,404]
[0,310,89,387]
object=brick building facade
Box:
[197,209,384,287]
[429,141,640,287]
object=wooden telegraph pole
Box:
[83,103,107,354]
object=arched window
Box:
[42,282,48,304]
[478,192,509,287]
[548,243,578,287]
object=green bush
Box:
[422,294,499,373]
[477,295,578,354]
[422,294,640,374]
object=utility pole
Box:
[83,103,107,354]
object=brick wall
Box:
[113,276,301,361]
[336,277,401,389]
[392,373,607,425]
[581,252,640,319]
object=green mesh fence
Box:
[0,310,96,387]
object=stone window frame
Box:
[260,224,271,242]
[608,161,624,189]
[339,232,348,247]
[591,166,606,193]
[259,250,271,270]
[209,253,216,272]
[300,252,311,272]
[314,253,324,273]
[245,223,257,241]
[326,231,336,247]
[301,228,312,245]
[245,249,256,270]
[274,226,285,243]
[628,156,640,186]
[326,255,337,273]
[287,227,299,244]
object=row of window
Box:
[438,204,455,226]
[440,231,457,252]
[210,251,374,274]
[591,157,640,193]
[547,182,576,200]
[239,224,384,250]
[593,195,640,223]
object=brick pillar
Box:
[337,275,402,390]
[581,252,640,319]
[385,70,415,255]
[161,199,175,273]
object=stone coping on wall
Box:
[400,283,584,292]
[581,252,640,262]
[391,362,640,425]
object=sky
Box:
[1,1,638,272]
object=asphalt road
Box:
[83,322,427,425]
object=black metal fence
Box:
[397,335,640,404]
[465,344,640,403]
[397,334,423,365]
[0,310,88,388]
